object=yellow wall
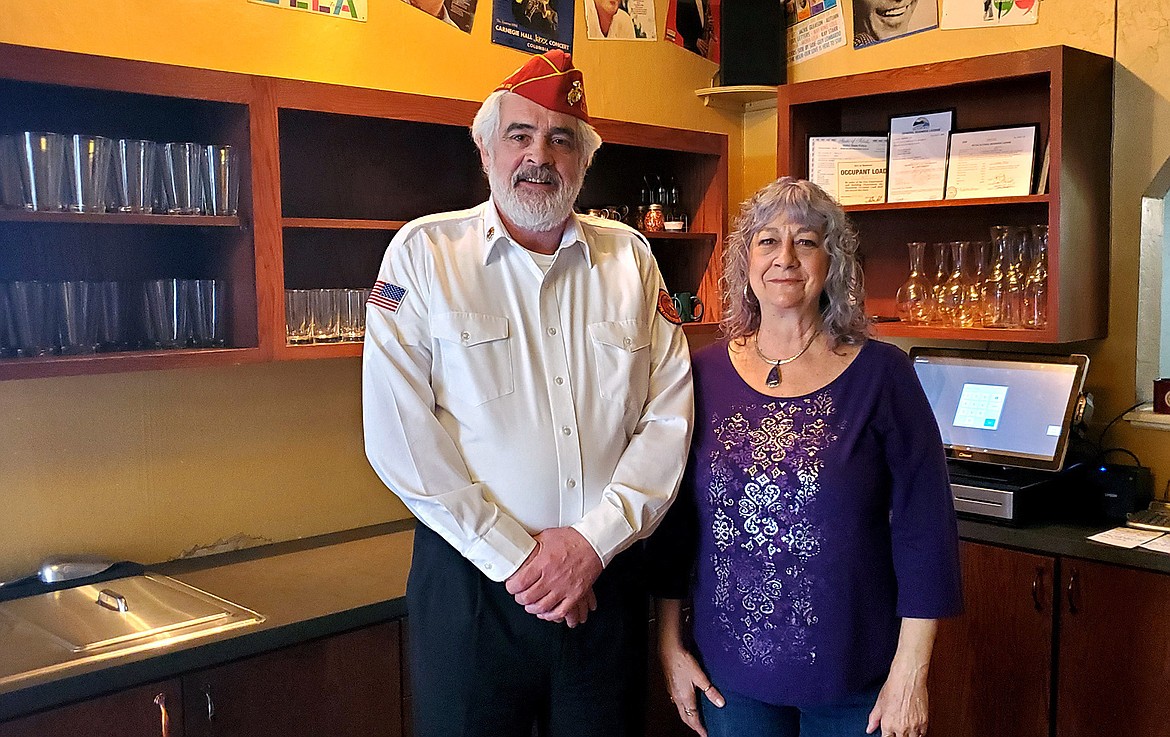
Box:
[743,0,1170,494]
[0,1,740,581]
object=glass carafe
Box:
[928,242,950,325]
[938,241,978,327]
[983,226,1024,328]
[1023,224,1049,329]
[895,241,934,325]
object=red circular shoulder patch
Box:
[657,289,682,324]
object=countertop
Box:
[4,513,1170,723]
[0,520,415,723]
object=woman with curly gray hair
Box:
[648,177,962,737]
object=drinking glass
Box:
[0,135,26,210]
[895,242,933,326]
[143,278,188,348]
[8,280,57,356]
[64,134,113,213]
[202,144,239,216]
[54,280,95,355]
[162,142,203,215]
[17,132,66,211]
[285,289,313,345]
[0,283,16,356]
[339,288,366,342]
[91,281,125,352]
[310,289,341,343]
[189,279,227,348]
[112,139,158,214]
[1023,224,1049,329]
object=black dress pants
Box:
[407,524,648,737]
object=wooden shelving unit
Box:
[0,43,727,377]
[778,46,1112,344]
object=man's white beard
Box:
[489,161,582,233]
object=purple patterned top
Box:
[647,339,962,706]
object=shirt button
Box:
[567,479,577,488]
[547,327,558,336]
[484,562,493,570]
[555,376,564,385]
[624,337,633,346]
[460,331,470,342]
[562,426,572,436]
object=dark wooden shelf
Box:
[274,341,363,360]
[872,322,1056,342]
[0,210,242,226]
[642,231,718,242]
[0,347,264,381]
[845,195,1050,213]
[282,217,408,230]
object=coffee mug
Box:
[672,292,704,323]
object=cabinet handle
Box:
[1031,567,1045,611]
[203,683,216,724]
[153,693,170,737]
[1066,568,1080,614]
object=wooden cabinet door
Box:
[1056,559,1170,737]
[928,542,1055,737]
[182,621,401,737]
[0,679,183,737]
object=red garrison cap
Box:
[494,49,589,123]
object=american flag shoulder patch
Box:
[368,280,408,313]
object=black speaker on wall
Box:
[721,2,786,86]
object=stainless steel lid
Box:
[0,574,259,653]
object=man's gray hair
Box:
[470,90,603,168]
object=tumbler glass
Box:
[339,288,366,342]
[54,280,95,355]
[91,281,125,352]
[17,132,67,211]
[143,278,188,348]
[8,280,57,356]
[162,142,203,215]
[64,134,113,213]
[188,278,227,348]
[0,135,26,210]
[310,289,341,343]
[112,139,158,214]
[202,144,239,216]
[285,289,313,345]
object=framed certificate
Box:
[889,109,955,134]
[944,125,1039,199]
[886,130,949,203]
[808,135,888,201]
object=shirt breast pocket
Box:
[588,320,651,408]
[434,312,514,407]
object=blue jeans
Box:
[700,686,881,737]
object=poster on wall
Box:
[584,0,657,40]
[492,0,574,53]
[664,0,720,62]
[401,0,478,32]
[940,0,1038,28]
[250,0,367,21]
[851,0,937,48]
[785,0,846,65]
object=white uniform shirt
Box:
[363,200,694,582]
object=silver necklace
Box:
[753,329,821,387]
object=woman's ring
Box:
[701,684,712,693]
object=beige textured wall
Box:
[0,1,739,581]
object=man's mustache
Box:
[512,165,561,187]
